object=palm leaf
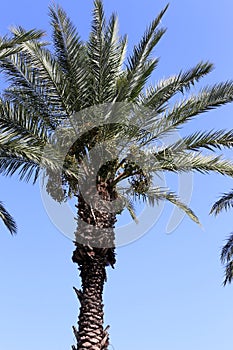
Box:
[140,61,214,114]
[210,190,233,215]
[220,234,233,285]
[143,187,200,225]
[49,4,89,111]
[10,27,71,116]
[222,260,233,286]
[0,201,17,234]
[117,191,139,223]
[157,153,233,176]
[0,28,45,59]
[117,4,168,101]
[87,0,128,104]
[147,81,233,142]
[175,129,233,152]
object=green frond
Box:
[0,100,50,145]
[127,4,168,71]
[176,129,233,151]
[0,153,41,183]
[156,152,233,176]
[104,13,127,78]
[0,145,77,184]
[140,61,214,112]
[169,81,233,124]
[87,0,106,103]
[117,191,138,223]
[0,102,63,184]
[219,233,233,285]
[0,201,17,234]
[117,4,168,101]
[222,260,233,286]
[0,53,59,128]
[117,35,128,73]
[49,4,83,72]
[148,81,233,141]
[87,1,128,104]
[154,129,233,157]
[221,233,233,264]
[49,4,89,110]
[145,187,200,225]
[123,145,233,177]
[125,200,138,223]
[0,52,59,127]
[10,27,71,115]
[131,58,159,100]
[210,190,233,215]
[0,28,45,59]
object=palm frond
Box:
[176,129,233,151]
[222,260,233,286]
[10,27,71,116]
[220,233,233,286]
[140,61,214,113]
[162,82,233,131]
[156,152,233,176]
[0,154,41,183]
[210,190,233,215]
[221,233,233,264]
[117,4,168,101]
[117,191,138,223]
[87,0,106,104]
[49,4,89,111]
[0,53,59,129]
[144,187,200,224]
[0,201,17,234]
[0,28,45,59]
[87,0,128,104]
[218,233,233,285]
[139,81,233,145]
[152,129,233,159]
[0,100,51,144]
[49,4,83,72]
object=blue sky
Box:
[0,1,233,349]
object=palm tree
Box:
[1,1,233,348]
[210,192,233,285]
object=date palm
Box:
[1,1,233,348]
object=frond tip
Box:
[210,190,233,215]
[0,201,17,235]
[146,187,201,225]
[220,233,233,286]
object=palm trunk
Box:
[72,247,110,350]
[72,186,117,350]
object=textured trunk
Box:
[72,181,117,350]
[72,249,110,350]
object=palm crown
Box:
[2,1,233,348]
[1,2,233,226]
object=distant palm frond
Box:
[210,190,233,215]
[0,201,16,234]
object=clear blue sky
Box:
[1,1,233,349]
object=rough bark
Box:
[72,250,111,350]
[72,180,117,350]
